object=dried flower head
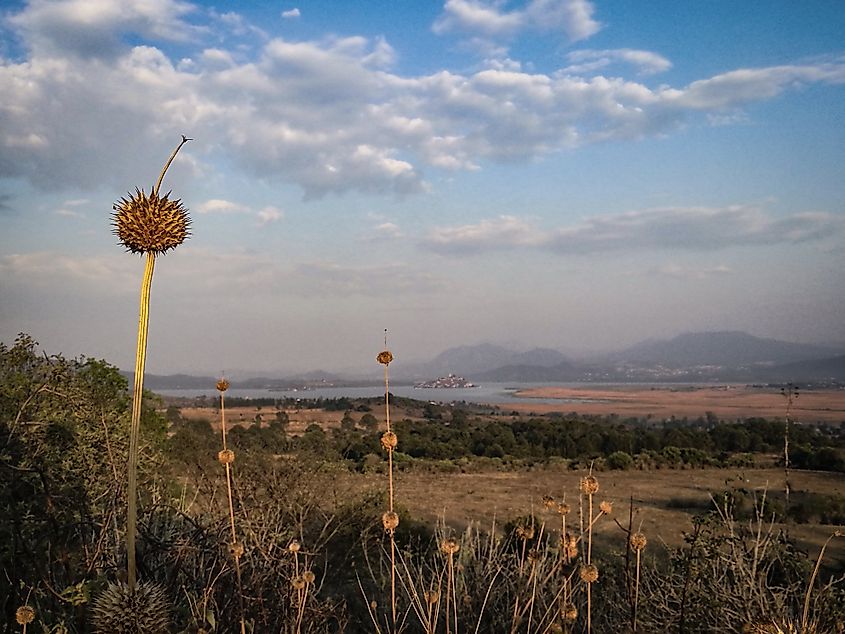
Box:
[216,378,230,392]
[599,500,613,514]
[228,542,244,558]
[424,589,440,605]
[561,533,579,560]
[380,431,398,451]
[630,532,648,551]
[376,350,394,365]
[462,594,472,608]
[556,502,571,515]
[16,606,35,625]
[112,188,190,255]
[91,581,170,634]
[561,603,578,623]
[580,475,599,495]
[516,525,535,540]
[549,624,564,634]
[382,511,400,531]
[440,538,460,555]
[303,570,316,585]
[527,548,540,563]
[291,576,306,590]
[288,540,301,554]
[542,495,556,510]
[217,449,235,465]
[579,564,599,584]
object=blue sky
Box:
[1,0,844,376]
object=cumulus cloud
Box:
[433,0,600,43]
[1,1,844,198]
[422,205,845,255]
[282,8,301,19]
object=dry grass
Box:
[508,385,845,424]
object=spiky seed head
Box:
[112,188,190,255]
[424,589,440,605]
[380,431,398,451]
[91,581,170,634]
[630,532,648,551]
[557,502,571,515]
[16,606,35,625]
[382,511,399,531]
[288,540,301,554]
[376,350,393,365]
[291,576,306,590]
[580,475,599,495]
[228,542,244,558]
[217,449,235,465]
[440,538,460,555]
[527,548,540,563]
[542,495,555,510]
[549,624,564,634]
[561,603,578,623]
[599,500,613,514]
[216,378,230,392]
[579,564,599,584]
[303,570,316,585]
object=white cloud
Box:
[195,199,250,214]
[433,0,600,43]
[256,206,283,225]
[422,205,845,255]
[371,222,404,239]
[282,8,301,19]
[564,49,672,76]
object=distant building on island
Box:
[414,373,476,389]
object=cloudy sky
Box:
[1,0,844,376]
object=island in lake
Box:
[414,373,476,388]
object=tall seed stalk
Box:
[113,136,191,591]
[377,331,399,631]
[216,377,246,634]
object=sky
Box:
[1,0,844,376]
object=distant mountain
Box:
[402,344,572,379]
[474,360,585,382]
[122,372,217,390]
[760,355,845,383]
[609,331,837,368]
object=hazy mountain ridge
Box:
[128,332,845,389]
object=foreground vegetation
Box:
[2,335,844,633]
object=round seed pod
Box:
[382,511,400,531]
[303,570,316,585]
[380,431,398,451]
[548,623,564,634]
[112,188,190,255]
[527,548,540,563]
[91,581,171,634]
[424,589,440,605]
[580,475,599,495]
[561,603,578,623]
[376,350,393,365]
[288,540,301,554]
[557,502,571,515]
[291,576,306,590]
[599,500,613,514]
[228,542,244,558]
[16,606,35,625]
[516,525,535,540]
[542,495,555,510]
[439,538,460,555]
[216,378,230,392]
[630,532,648,552]
[579,564,599,584]
[217,449,235,465]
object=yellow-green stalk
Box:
[112,136,191,591]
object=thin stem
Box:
[154,136,191,196]
[127,251,155,591]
